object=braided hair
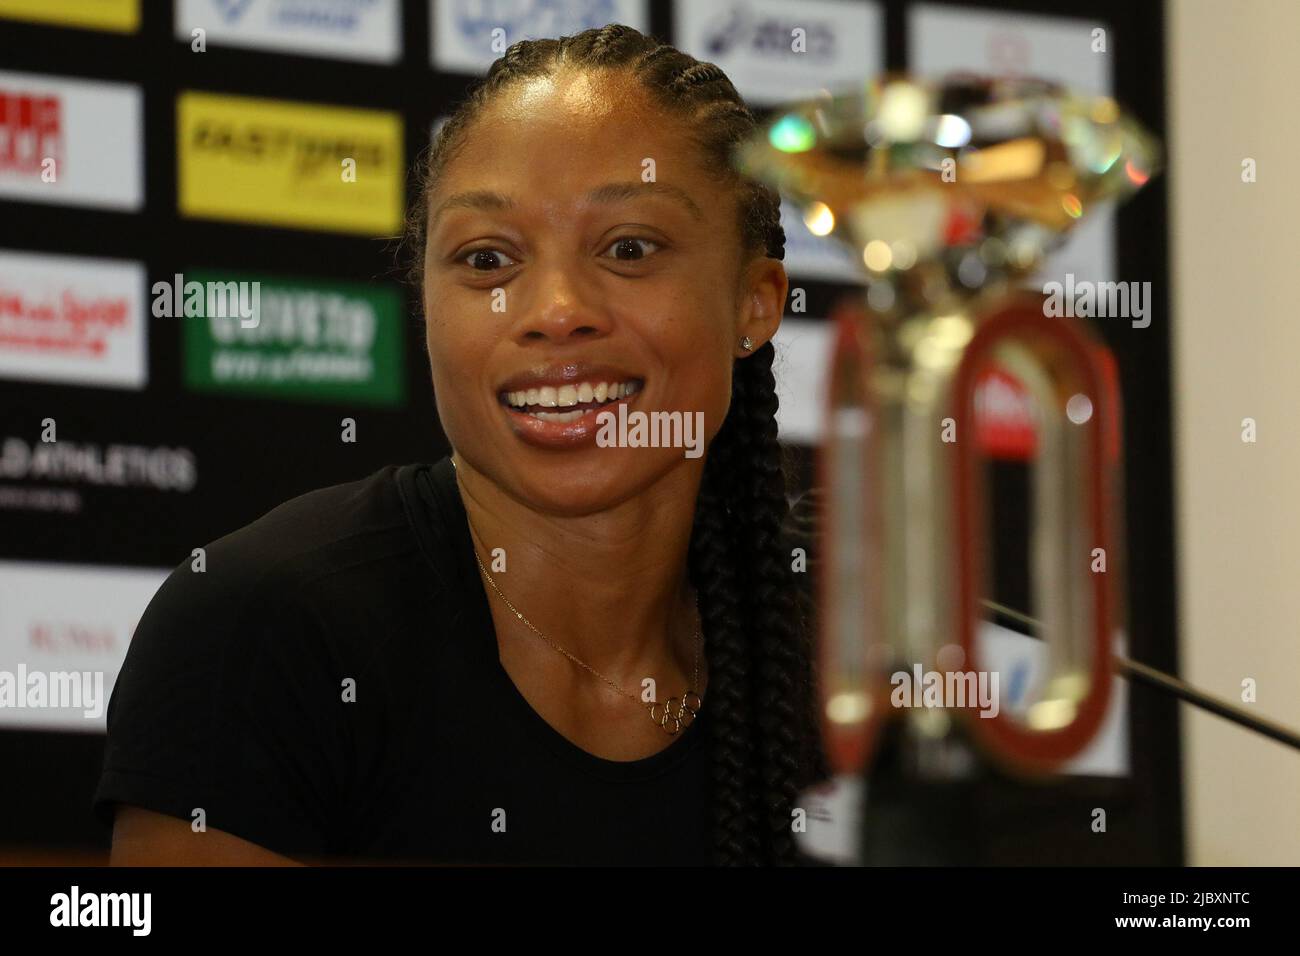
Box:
[405,23,828,865]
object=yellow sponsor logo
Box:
[0,0,139,32]
[177,91,404,237]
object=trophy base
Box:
[858,717,984,866]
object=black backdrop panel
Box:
[0,0,1179,863]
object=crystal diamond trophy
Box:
[734,74,1161,854]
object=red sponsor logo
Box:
[0,285,129,356]
[974,351,1122,463]
[28,619,120,654]
[0,90,62,173]
[974,365,1038,460]
[986,30,1032,76]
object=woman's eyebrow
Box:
[584,181,705,220]
[431,181,705,227]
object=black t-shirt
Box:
[93,456,715,865]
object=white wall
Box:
[1168,0,1300,865]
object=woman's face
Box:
[423,69,786,517]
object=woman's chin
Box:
[499,448,688,517]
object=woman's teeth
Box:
[503,380,641,421]
[531,408,586,423]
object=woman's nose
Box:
[512,263,610,344]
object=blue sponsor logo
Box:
[214,0,255,22]
[1006,659,1030,707]
[210,0,378,32]
[452,0,620,44]
[780,203,861,282]
[701,2,835,60]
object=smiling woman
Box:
[93,23,828,867]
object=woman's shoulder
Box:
[96,459,458,853]
[208,462,416,575]
[143,461,442,637]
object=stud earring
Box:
[740,336,754,351]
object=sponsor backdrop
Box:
[0,0,1177,863]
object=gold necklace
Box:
[470,545,704,736]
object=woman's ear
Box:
[735,256,788,356]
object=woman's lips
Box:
[500,383,643,449]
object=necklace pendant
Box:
[650,691,701,736]
[682,690,702,716]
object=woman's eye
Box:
[462,248,517,271]
[602,237,660,261]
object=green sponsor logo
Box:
[182,270,405,406]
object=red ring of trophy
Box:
[952,294,1116,772]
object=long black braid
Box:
[406,23,828,865]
